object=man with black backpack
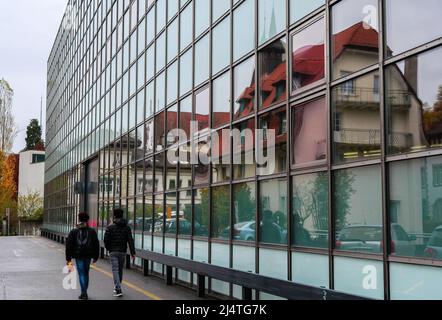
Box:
[66,212,100,300]
[104,208,136,297]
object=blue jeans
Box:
[75,259,91,295]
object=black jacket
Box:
[66,224,100,262]
[104,219,136,255]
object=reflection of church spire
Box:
[269,3,277,38]
[260,15,267,44]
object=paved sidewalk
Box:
[0,236,202,300]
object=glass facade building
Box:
[44,0,442,300]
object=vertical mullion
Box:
[379,0,390,301]
[286,0,292,283]
[326,0,334,291]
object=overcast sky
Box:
[0,0,67,153]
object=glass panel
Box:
[233,57,255,121]
[180,48,193,96]
[334,257,384,300]
[156,71,166,112]
[179,190,192,236]
[194,34,210,86]
[193,240,209,264]
[155,112,165,152]
[156,32,166,72]
[332,71,381,164]
[386,47,442,155]
[258,37,287,109]
[194,136,210,186]
[292,97,327,166]
[233,118,255,180]
[331,0,379,80]
[166,62,178,105]
[233,0,255,61]
[156,0,166,31]
[165,193,177,234]
[154,194,164,233]
[145,118,154,155]
[390,263,442,300]
[155,154,165,194]
[194,188,209,237]
[389,156,442,260]
[334,165,382,254]
[233,182,256,242]
[167,18,179,63]
[290,0,324,24]
[259,178,287,245]
[292,17,325,92]
[258,0,286,45]
[212,72,231,128]
[232,245,255,273]
[292,252,329,288]
[292,172,328,248]
[180,2,193,51]
[257,107,287,175]
[212,185,230,239]
[212,129,231,183]
[195,86,210,134]
[212,16,231,75]
[386,0,442,57]
[259,248,287,280]
[195,0,210,37]
[166,104,178,147]
[180,95,192,140]
[165,148,178,191]
[213,0,230,23]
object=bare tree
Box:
[17,192,44,221]
[0,79,17,152]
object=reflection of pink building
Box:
[293,97,327,165]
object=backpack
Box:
[75,228,91,256]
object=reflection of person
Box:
[261,210,281,244]
[293,214,311,246]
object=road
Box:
[0,236,203,300]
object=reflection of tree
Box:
[201,187,230,235]
[423,85,442,133]
[234,184,255,223]
[334,171,356,231]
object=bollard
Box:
[197,274,205,298]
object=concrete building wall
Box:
[18,150,45,197]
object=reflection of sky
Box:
[332,0,378,33]
[234,57,255,101]
[398,48,442,108]
[292,17,324,50]
[386,0,442,56]
[291,0,324,23]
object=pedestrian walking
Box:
[66,212,100,300]
[104,208,136,297]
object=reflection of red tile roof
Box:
[234,22,379,119]
[333,22,379,59]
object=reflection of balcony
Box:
[334,129,381,146]
[388,132,413,149]
[335,87,380,110]
[335,129,413,149]
[387,90,413,109]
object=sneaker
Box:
[79,293,88,300]
[113,289,123,297]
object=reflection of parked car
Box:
[220,221,256,241]
[336,224,416,255]
[424,226,442,259]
